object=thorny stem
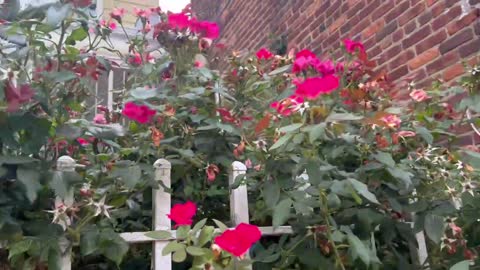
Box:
[320,191,346,270]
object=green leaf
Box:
[197,226,214,247]
[186,246,206,256]
[176,226,190,239]
[80,228,99,256]
[65,27,87,45]
[278,123,303,133]
[130,87,160,100]
[273,198,292,227]
[415,126,433,144]
[191,218,208,235]
[450,260,470,270]
[269,133,293,151]
[347,232,370,266]
[306,161,322,185]
[212,219,228,232]
[16,167,41,202]
[111,164,142,189]
[263,180,280,209]
[162,242,186,256]
[308,123,326,143]
[348,179,379,204]
[8,239,32,259]
[45,71,77,83]
[372,152,395,168]
[100,231,129,266]
[0,155,37,164]
[172,249,187,262]
[145,230,172,240]
[326,113,363,122]
[268,64,291,76]
[424,214,445,244]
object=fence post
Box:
[56,155,75,270]
[229,161,249,225]
[229,161,251,270]
[152,159,172,270]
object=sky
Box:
[160,0,190,12]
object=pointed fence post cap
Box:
[57,156,75,171]
[153,158,171,169]
[231,161,247,172]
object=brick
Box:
[408,47,440,70]
[431,5,462,31]
[385,1,410,22]
[398,2,426,26]
[415,29,447,54]
[458,38,480,58]
[426,51,460,74]
[443,63,465,81]
[351,16,372,35]
[390,65,409,81]
[475,20,480,36]
[418,10,432,25]
[431,1,446,16]
[328,14,348,33]
[362,19,385,39]
[470,0,480,4]
[392,28,404,42]
[426,0,438,6]
[376,21,398,42]
[439,28,474,54]
[404,20,417,35]
[372,1,395,19]
[402,25,431,48]
[389,49,415,69]
[446,8,480,35]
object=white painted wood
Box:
[107,70,114,111]
[152,159,172,270]
[120,226,294,243]
[229,161,249,225]
[415,231,428,267]
[229,161,251,269]
[56,156,75,270]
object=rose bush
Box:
[0,2,479,270]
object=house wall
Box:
[192,0,480,86]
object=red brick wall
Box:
[192,0,480,85]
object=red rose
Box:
[214,223,261,257]
[167,201,197,228]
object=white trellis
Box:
[56,156,427,269]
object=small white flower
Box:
[91,196,113,219]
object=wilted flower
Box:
[409,89,430,102]
[93,113,107,124]
[381,114,402,129]
[206,164,220,182]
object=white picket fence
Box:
[55,156,427,269]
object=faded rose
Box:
[409,89,430,102]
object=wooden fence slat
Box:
[152,159,172,270]
[229,161,252,270]
[56,156,75,270]
[229,161,249,225]
[120,226,294,243]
